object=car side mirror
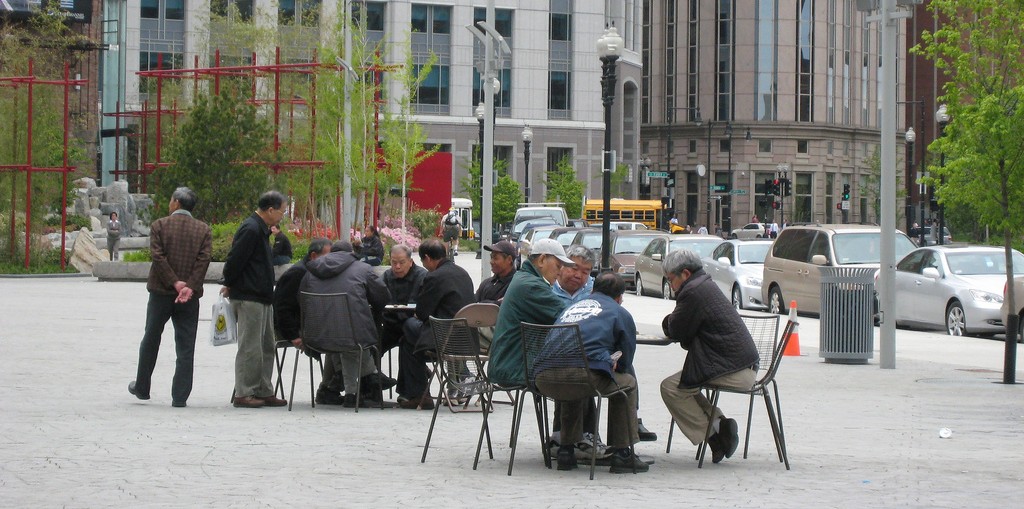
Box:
[652,253,662,261]
[717,256,729,265]
[811,254,829,266]
[922,267,941,279]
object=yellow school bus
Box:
[583,199,665,230]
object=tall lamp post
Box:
[905,126,917,238]
[936,104,949,245]
[724,122,733,232]
[476,103,486,259]
[597,24,623,272]
[522,126,533,203]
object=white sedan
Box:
[894,245,1024,336]
[729,223,767,239]
[704,239,773,310]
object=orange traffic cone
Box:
[783,300,802,356]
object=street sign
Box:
[647,171,669,178]
[841,200,851,210]
[711,185,727,192]
[730,189,747,195]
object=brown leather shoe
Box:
[258,395,288,407]
[398,394,435,410]
[233,396,265,408]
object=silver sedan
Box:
[704,239,773,310]
[894,245,1024,336]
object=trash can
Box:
[819,267,876,364]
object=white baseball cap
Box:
[530,238,575,266]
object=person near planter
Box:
[107,211,122,261]
[270,225,293,266]
[360,225,384,266]
[128,187,212,408]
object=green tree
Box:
[459,150,521,226]
[545,155,585,219]
[612,162,630,197]
[860,146,905,225]
[159,84,275,223]
[918,0,1024,379]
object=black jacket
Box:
[222,213,275,304]
[301,251,391,349]
[475,271,514,303]
[361,234,384,263]
[662,269,759,388]
[413,258,474,352]
[273,260,308,342]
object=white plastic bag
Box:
[210,295,237,347]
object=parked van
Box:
[509,204,568,241]
[760,224,917,315]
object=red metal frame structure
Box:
[109,48,330,227]
[0,61,86,270]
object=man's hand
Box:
[291,338,304,352]
[220,286,230,297]
[173,281,192,303]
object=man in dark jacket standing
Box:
[397,238,474,409]
[660,248,759,464]
[222,190,288,409]
[301,240,391,407]
[128,187,212,408]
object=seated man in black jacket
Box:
[273,239,333,389]
[660,248,759,464]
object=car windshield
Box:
[833,232,916,264]
[946,251,1024,275]
[581,233,602,250]
[669,238,720,258]
[513,217,556,234]
[614,236,657,254]
[737,243,771,264]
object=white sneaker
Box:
[576,432,611,460]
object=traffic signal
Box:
[772,179,781,196]
[667,174,676,188]
[763,178,774,197]
[842,184,851,201]
[772,200,780,210]
[782,178,792,197]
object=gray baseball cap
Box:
[530,238,575,266]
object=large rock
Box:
[74,177,97,190]
[73,189,89,217]
[90,216,102,232]
[69,228,107,273]
[104,180,130,208]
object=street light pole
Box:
[476,103,485,259]
[936,104,949,246]
[522,126,533,203]
[597,25,623,272]
[705,118,713,233]
[725,122,733,233]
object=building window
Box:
[797,0,814,122]
[549,71,571,111]
[165,0,184,20]
[825,172,835,223]
[719,139,731,152]
[827,0,836,124]
[641,0,651,124]
[546,147,574,182]
[548,0,573,119]
[141,0,159,18]
[685,172,699,226]
[280,0,320,26]
[689,139,697,153]
[797,140,809,153]
[758,139,772,153]
[686,0,700,121]
[139,51,183,95]
[212,0,254,21]
[793,172,813,222]
[352,1,385,31]
[411,4,449,33]
[755,0,777,122]
[664,0,676,122]
[716,0,734,121]
[414,64,449,107]
[474,69,511,110]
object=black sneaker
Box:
[556,445,578,471]
[637,418,658,442]
[608,449,650,473]
[707,433,726,464]
[316,389,345,405]
[720,418,739,459]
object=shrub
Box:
[122,249,151,262]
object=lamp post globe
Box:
[596,24,622,272]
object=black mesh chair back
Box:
[300,291,381,412]
[519,322,633,480]
[420,317,495,469]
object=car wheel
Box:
[662,279,673,300]
[635,275,644,297]
[945,301,966,336]
[768,286,785,315]
[731,286,743,310]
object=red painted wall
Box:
[407,152,452,213]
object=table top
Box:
[636,333,672,346]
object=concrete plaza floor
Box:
[1,255,1022,508]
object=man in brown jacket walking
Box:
[129,187,213,408]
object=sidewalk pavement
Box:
[1,253,1022,508]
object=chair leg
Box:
[666,418,675,454]
[696,390,720,468]
[288,350,301,412]
[590,397,602,480]
[229,388,235,404]
[473,389,495,470]
[420,383,444,464]
[533,394,551,470]
[506,390,528,476]
[743,392,756,459]
[274,347,287,399]
[308,354,317,410]
[507,389,520,448]
[766,383,790,470]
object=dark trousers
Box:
[399,317,431,399]
[134,293,200,403]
